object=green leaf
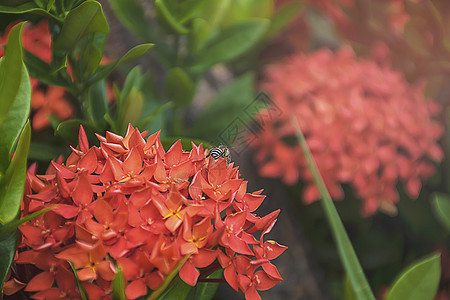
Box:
[69,261,88,300]
[187,269,223,300]
[108,0,154,41]
[56,119,95,144]
[165,67,195,107]
[85,80,108,130]
[23,49,70,88]
[166,0,209,24]
[187,73,255,140]
[223,0,273,25]
[190,18,269,72]
[46,0,55,11]
[0,223,18,291]
[0,207,53,237]
[343,275,358,300]
[28,142,66,162]
[199,1,231,29]
[432,193,450,232]
[87,43,153,85]
[0,121,31,225]
[147,255,191,300]
[0,3,62,22]
[291,116,375,300]
[136,102,173,130]
[120,88,144,134]
[0,24,31,173]
[0,23,24,127]
[78,32,106,78]
[154,276,191,300]
[189,18,210,53]
[385,253,440,300]
[267,1,304,36]
[155,0,189,34]
[111,266,126,300]
[53,1,109,56]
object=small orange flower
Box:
[31,86,74,130]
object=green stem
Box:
[291,115,375,300]
[147,254,191,300]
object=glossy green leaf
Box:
[0,223,18,291]
[0,23,24,127]
[187,73,255,140]
[432,193,450,232]
[53,1,109,55]
[186,269,223,300]
[0,3,62,22]
[0,121,31,225]
[69,261,88,300]
[85,80,108,130]
[111,266,126,300]
[165,67,195,107]
[267,1,304,36]
[79,33,105,78]
[23,49,69,88]
[385,253,440,300]
[0,24,31,172]
[148,255,191,300]
[87,43,153,85]
[155,0,189,34]
[119,66,143,106]
[291,116,375,300]
[191,18,269,72]
[120,88,144,134]
[0,207,53,237]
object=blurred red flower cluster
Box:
[0,21,74,131]
[311,0,411,35]
[5,125,286,299]
[251,47,443,215]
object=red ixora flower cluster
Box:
[5,125,286,300]
[251,47,443,215]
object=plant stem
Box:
[147,254,191,300]
[291,114,375,300]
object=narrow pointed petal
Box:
[25,272,54,291]
[125,278,148,300]
[71,173,93,206]
[179,260,200,286]
[78,125,89,153]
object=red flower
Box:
[252,47,443,215]
[8,125,286,299]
